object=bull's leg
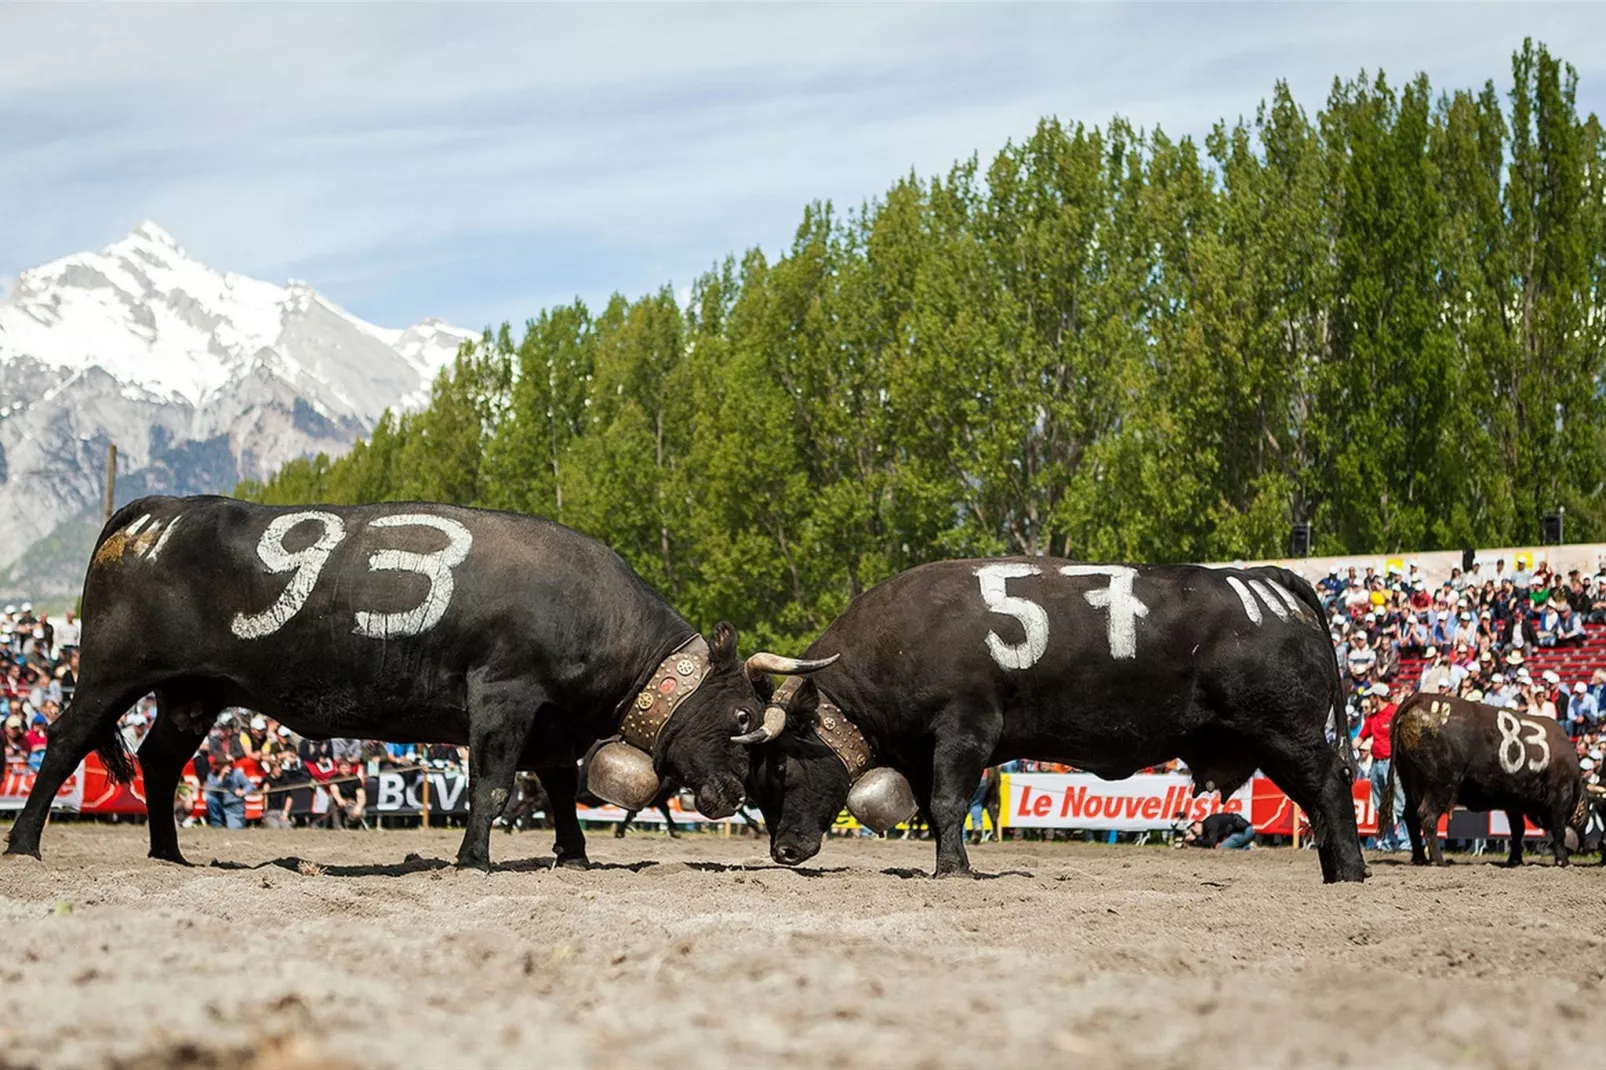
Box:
[1503,810,1525,867]
[614,811,635,838]
[5,681,145,859]
[1421,805,1448,865]
[1549,808,1573,867]
[537,763,588,868]
[929,744,986,878]
[140,696,214,864]
[1259,742,1367,883]
[661,803,681,838]
[455,691,535,872]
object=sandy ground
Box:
[0,824,1601,1070]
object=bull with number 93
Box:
[4,495,834,870]
[1380,692,1589,867]
[746,558,1368,883]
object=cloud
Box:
[2,5,1604,330]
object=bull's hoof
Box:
[148,850,192,867]
[1410,855,1429,866]
[455,855,493,873]
[554,855,590,870]
[667,829,682,840]
[612,828,627,839]
[933,863,975,879]
[3,845,42,861]
[1502,858,1523,869]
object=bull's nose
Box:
[775,845,803,866]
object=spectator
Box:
[1346,631,1377,686]
[24,714,49,771]
[1177,811,1255,850]
[1485,673,1519,709]
[1556,603,1586,647]
[1358,684,1405,852]
[51,609,80,660]
[204,753,250,829]
[1568,682,1598,739]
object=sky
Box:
[4,4,1605,334]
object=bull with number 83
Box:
[4,495,834,870]
[745,557,1368,883]
[1380,692,1589,867]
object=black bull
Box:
[5,495,828,869]
[1380,692,1588,867]
[747,558,1368,883]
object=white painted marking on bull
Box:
[1059,565,1149,659]
[232,511,346,639]
[1495,710,1550,774]
[1224,576,1263,626]
[145,516,183,562]
[974,563,1047,670]
[353,514,473,639]
[1266,580,1307,620]
[125,514,152,536]
[1247,579,1289,621]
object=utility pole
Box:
[103,443,117,521]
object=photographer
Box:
[204,753,250,830]
[1174,810,1254,849]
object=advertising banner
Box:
[999,773,1251,830]
[0,763,83,811]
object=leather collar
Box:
[620,636,709,753]
[771,676,873,783]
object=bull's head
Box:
[601,622,836,821]
[746,678,917,866]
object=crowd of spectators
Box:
[1319,555,1606,849]
[0,603,80,773]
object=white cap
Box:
[1492,673,1505,683]
[1369,683,1389,697]
[1543,670,1560,684]
[20,602,31,612]
[1467,689,1485,703]
[1575,682,1588,694]
[250,714,268,731]
[4,605,15,615]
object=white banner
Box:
[0,764,83,812]
[1001,773,1251,830]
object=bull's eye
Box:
[736,709,753,734]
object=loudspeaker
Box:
[1542,510,1565,546]
[1290,522,1312,558]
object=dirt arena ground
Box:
[0,824,1601,1070]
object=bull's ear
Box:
[709,621,739,668]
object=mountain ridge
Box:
[0,222,475,601]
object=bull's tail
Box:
[1267,566,1356,780]
[90,718,137,785]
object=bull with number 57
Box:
[745,558,1368,883]
[4,495,834,870]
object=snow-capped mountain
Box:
[0,222,475,599]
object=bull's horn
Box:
[744,651,839,681]
[731,702,787,745]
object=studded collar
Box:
[620,635,709,754]
[770,676,873,783]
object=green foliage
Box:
[239,41,1606,647]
